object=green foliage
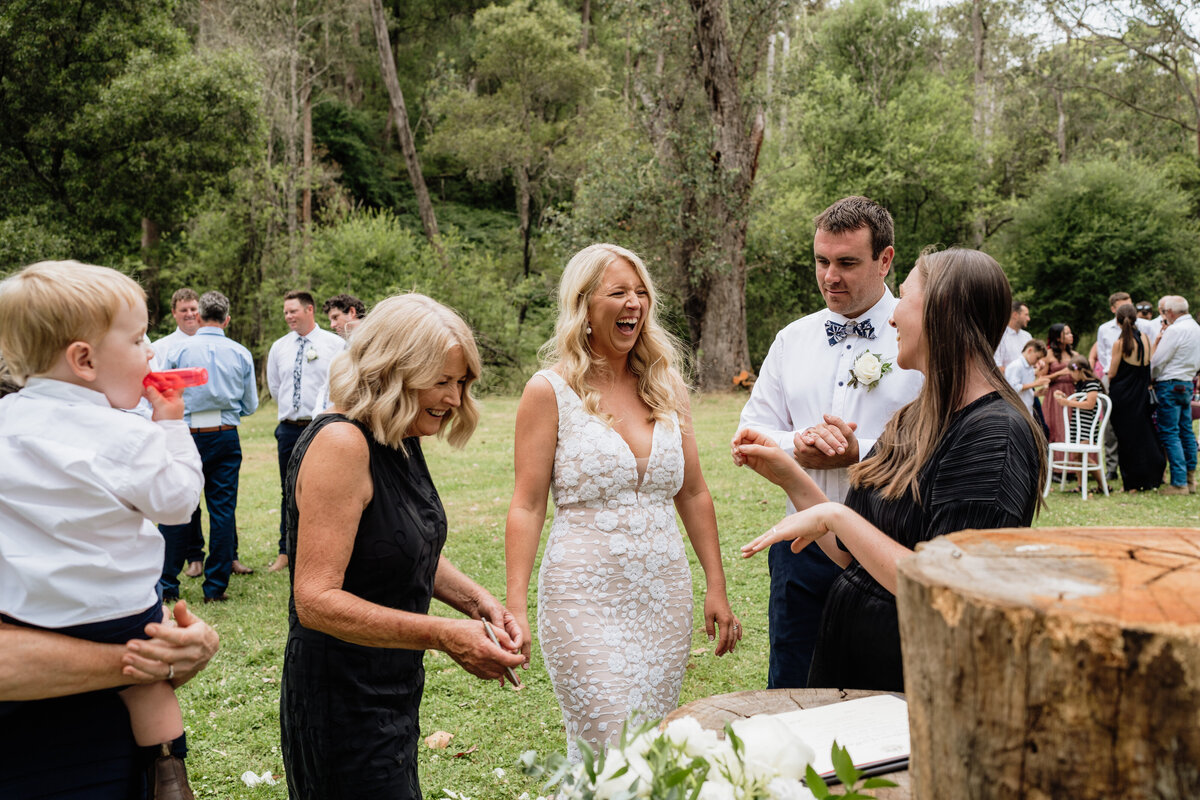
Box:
[775,0,981,270]
[991,157,1200,337]
[0,215,75,274]
[312,100,401,209]
[0,1,262,250]
[301,209,550,389]
[804,742,898,800]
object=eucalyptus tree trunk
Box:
[368,0,442,255]
[686,0,763,391]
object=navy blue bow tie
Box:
[825,318,876,346]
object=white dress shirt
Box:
[1151,314,1200,382]
[150,327,191,371]
[0,379,203,627]
[1005,356,1039,413]
[994,325,1032,370]
[739,290,925,505]
[266,326,345,421]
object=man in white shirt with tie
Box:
[735,196,924,688]
[265,290,344,571]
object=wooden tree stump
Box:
[896,527,1200,800]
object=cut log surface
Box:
[897,527,1200,800]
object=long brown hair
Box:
[1115,303,1141,358]
[849,248,1047,503]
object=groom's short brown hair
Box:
[814,196,894,260]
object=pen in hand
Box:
[481,617,523,689]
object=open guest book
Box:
[767,694,910,784]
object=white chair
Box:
[1044,392,1111,500]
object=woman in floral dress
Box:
[505,243,741,760]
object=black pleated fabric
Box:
[280,415,446,800]
[807,392,1041,691]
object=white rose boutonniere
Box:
[847,350,891,391]
[305,347,319,362]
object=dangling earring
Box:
[586,322,592,335]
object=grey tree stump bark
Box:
[897,527,1200,800]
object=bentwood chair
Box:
[1044,392,1111,500]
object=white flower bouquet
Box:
[519,716,896,800]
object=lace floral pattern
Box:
[535,370,693,761]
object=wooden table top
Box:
[665,688,911,800]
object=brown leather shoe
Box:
[268,553,289,572]
[184,561,203,579]
[203,593,230,603]
[1188,470,1196,494]
[231,559,255,575]
[1161,484,1189,496]
[149,743,195,800]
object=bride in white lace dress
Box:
[505,243,741,759]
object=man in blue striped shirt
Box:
[159,291,258,603]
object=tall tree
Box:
[0,0,261,311]
[429,0,608,277]
[368,0,442,252]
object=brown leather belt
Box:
[190,424,237,434]
[282,418,312,428]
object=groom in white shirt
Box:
[736,196,924,688]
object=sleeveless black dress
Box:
[280,414,446,800]
[1108,337,1165,491]
[807,393,1041,691]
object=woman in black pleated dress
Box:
[279,294,524,799]
[735,248,1046,692]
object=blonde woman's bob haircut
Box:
[326,293,482,452]
[542,243,687,423]
[0,260,146,386]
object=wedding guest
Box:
[1106,304,1164,492]
[1150,295,1200,494]
[736,248,1045,692]
[994,300,1032,373]
[1042,323,1078,444]
[280,294,524,799]
[505,243,740,760]
[265,291,344,572]
[734,196,923,687]
[0,260,206,798]
[1053,359,1104,439]
[159,291,259,602]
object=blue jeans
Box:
[1154,380,1198,487]
[767,541,842,688]
[160,428,242,599]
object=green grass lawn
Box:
[182,394,1200,799]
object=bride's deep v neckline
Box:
[551,373,659,488]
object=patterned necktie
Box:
[292,336,309,411]
[825,319,876,346]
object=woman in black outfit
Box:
[280,294,524,799]
[1105,304,1164,492]
[735,248,1045,692]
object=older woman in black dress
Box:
[734,248,1045,691]
[280,294,524,799]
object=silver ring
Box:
[167,664,175,681]
[733,624,740,630]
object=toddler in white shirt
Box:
[0,261,204,797]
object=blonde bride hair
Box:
[327,293,481,452]
[540,243,687,423]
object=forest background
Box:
[2,0,1199,392]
